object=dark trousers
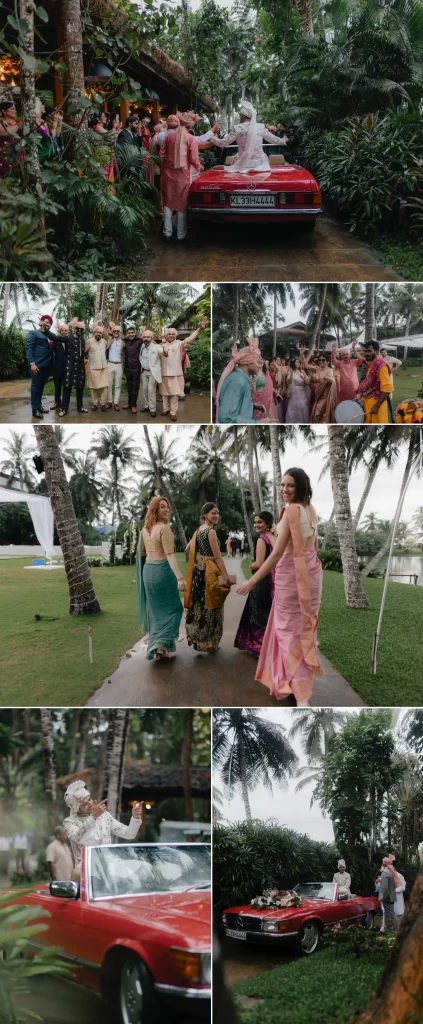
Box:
[126,368,141,407]
[53,352,66,406]
[30,366,50,413]
[62,387,84,412]
[15,851,26,870]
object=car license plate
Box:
[229,194,275,207]
[226,928,247,940]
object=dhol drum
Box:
[335,399,365,424]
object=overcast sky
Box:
[214,708,409,843]
[0,424,421,526]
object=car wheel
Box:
[296,921,320,956]
[364,911,374,930]
[118,955,181,1024]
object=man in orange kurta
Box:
[160,113,201,241]
[356,340,393,423]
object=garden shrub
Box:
[301,113,423,237]
[325,922,396,960]
[187,336,211,389]
[0,326,28,379]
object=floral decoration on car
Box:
[250,888,303,909]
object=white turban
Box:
[240,101,256,120]
[64,780,90,814]
[337,859,346,869]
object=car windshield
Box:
[293,883,335,901]
[89,844,211,899]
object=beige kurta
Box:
[159,339,185,396]
[85,335,110,389]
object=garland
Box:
[250,888,303,910]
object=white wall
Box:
[0,545,105,558]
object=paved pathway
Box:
[0,379,210,424]
[88,559,366,709]
[146,214,401,282]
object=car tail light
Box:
[171,948,202,983]
[219,192,226,203]
[314,191,322,205]
[278,193,286,204]
[295,193,305,204]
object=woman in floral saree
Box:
[185,502,233,652]
[137,496,186,660]
[237,468,323,706]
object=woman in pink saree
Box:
[237,468,323,706]
[253,369,278,420]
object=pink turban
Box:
[40,313,53,324]
[167,114,180,129]
[174,112,197,170]
[215,338,261,419]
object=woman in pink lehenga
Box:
[237,467,323,707]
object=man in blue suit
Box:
[26,314,56,418]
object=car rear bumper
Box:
[188,206,322,223]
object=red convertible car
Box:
[9,842,211,1023]
[222,882,380,956]
[188,160,322,229]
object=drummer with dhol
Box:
[355,340,393,424]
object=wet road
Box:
[0,379,210,424]
[146,215,401,282]
[88,558,365,708]
[20,977,105,1024]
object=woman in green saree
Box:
[137,496,186,660]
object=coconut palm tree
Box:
[364,283,376,342]
[142,426,187,549]
[213,708,298,820]
[0,430,37,491]
[362,427,422,577]
[411,506,423,540]
[68,453,103,524]
[288,708,347,759]
[92,426,140,521]
[34,426,101,615]
[40,709,57,832]
[189,427,233,509]
[228,427,254,553]
[327,426,370,608]
[105,709,130,820]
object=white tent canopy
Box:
[0,486,55,557]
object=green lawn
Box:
[0,556,188,706]
[391,364,423,407]
[233,947,383,1024]
[241,559,423,706]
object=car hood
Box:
[226,898,333,920]
[190,167,317,189]
[92,890,211,927]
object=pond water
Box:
[363,553,423,586]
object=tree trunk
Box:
[94,283,103,321]
[111,283,124,324]
[364,284,376,343]
[233,286,239,346]
[18,0,48,255]
[183,710,194,821]
[327,426,370,609]
[59,0,87,127]
[270,427,282,521]
[34,426,101,614]
[311,284,327,350]
[106,709,129,821]
[356,871,423,1024]
[65,283,72,320]
[40,708,57,832]
[68,708,81,772]
[2,283,11,327]
[247,427,259,511]
[272,291,277,359]
[93,730,108,800]
[238,736,252,820]
[254,444,264,509]
[293,0,314,35]
[321,506,335,550]
[233,427,254,555]
[362,433,416,577]
[77,713,90,771]
[353,469,377,533]
[403,313,410,367]
[143,426,188,549]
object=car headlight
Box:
[201,951,211,985]
[263,920,280,933]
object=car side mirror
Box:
[338,893,349,901]
[50,880,79,900]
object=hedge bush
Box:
[0,325,28,380]
[213,821,419,916]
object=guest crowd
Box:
[26,313,207,421]
[215,336,401,425]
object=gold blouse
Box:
[141,523,175,558]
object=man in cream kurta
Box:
[159,318,208,420]
[139,330,164,417]
[63,779,143,870]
